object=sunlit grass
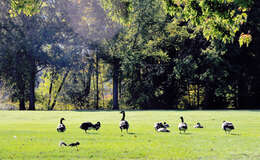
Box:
[0,110,259,160]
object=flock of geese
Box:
[57,111,235,149]
[57,111,235,135]
[154,116,235,134]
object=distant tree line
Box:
[0,0,259,110]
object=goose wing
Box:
[222,122,234,130]
[57,124,66,132]
[178,122,187,130]
[157,127,170,132]
[120,120,129,129]
[80,122,94,130]
[163,122,170,128]
[154,122,164,130]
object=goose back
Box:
[222,121,234,132]
[119,111,129,131]
[80,122,101,132]
[178,116,188,132]
[57,118,66,132]
[194,122,203,128]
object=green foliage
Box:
[101,0,168,26]
[239,33,252,47]
[36,70,63,108]
[1,0,259,110]
[9,0,42,17]
[165,0,253,44]
[100,0,132,25]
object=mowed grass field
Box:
[0,110,260,160]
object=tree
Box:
[165,0,253,45]
[0,0,88,110]
[9,0,42,17]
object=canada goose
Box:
[154,122,164,130]
[80,122,101,133]
[59,141,80,150]
[157,127,170,132]
[119,111,129,133]
[194,122,204,128]
[163,122,170,128]
[178,116,188,133]
[154,122,170,132]
[57,118,66,132]
[222,121,234,134]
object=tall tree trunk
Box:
[17,71,26,110]
[119,72,122,99]
[101,64,105,108]
[19,97,26,110]
[16,50,26,110]
[28,61,36,110]
[237,75,248,109]
[84,63,93,107]
[92,71,96,106]
[49,70,69,110]
[187,82,191,107]
[47,70,57,110]
[17,76,26,110]
[47,72,54,110]
[95,55,99,110]
[197,84,200,109]
[112,63,119,110]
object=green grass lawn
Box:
[0,110,260,160]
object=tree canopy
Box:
[0,0,259,110]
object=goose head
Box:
[95,122,101,130]
[180,116,184,122]
[60,118,65,123]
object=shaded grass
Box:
[0,110,260,159]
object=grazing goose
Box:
[178,116,188,133]
[157,127,170,132]
[154,122,163,130]
[80,121,101,133]
[194,122,204,128]
[119,111,129,133]
[222,121,234,134]
[57,118,66,132]
[59,141,80,150]
[154,122,170,132]
[163,122,170,128]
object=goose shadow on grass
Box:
[179,132,192,135]
[120,132,137,136]
[83,132,99,135]
[230,133,240,136]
